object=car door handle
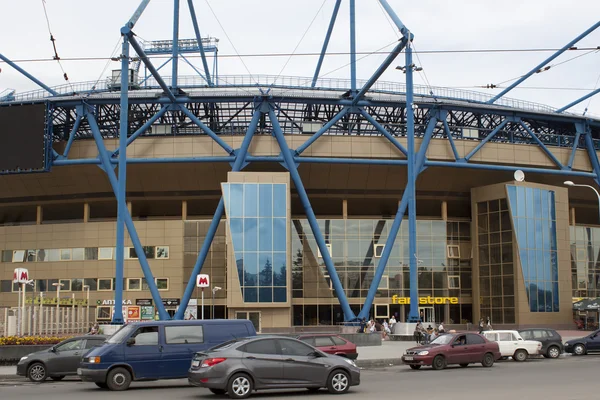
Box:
[74,352,80,356]
[329,347,336,350]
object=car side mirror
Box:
[50,346,56,353]
[126,338,136,346]
[309,351,320,358]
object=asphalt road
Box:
[0,355,597,400]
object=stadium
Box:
[1,0,600,333]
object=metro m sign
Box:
[196,274,210,288]
[13,268,29,284]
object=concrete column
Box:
[570,207,576,226]
[36,205,43,225]
[441,201,448,221]
[83,203,90,223]
[342,200,348,219]
[182,200,188,221]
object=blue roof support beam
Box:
[86,111,170,320]
[519,121,564,169]
[463,119,510,162]
[568,128,582,169]
[126,31,178,102]
[312,0,341,88]
[377,0,411,38]
[556,88,600,114]
[359,108,408,156]
[583,124,600,187]
[350,0,357,93]
[187,0,213,86]
[269,105,354,321]
[180,106,235,155]
[127,0,151,29]
[180,54,210,85]
[174,104,263,320]
[352,38,408,105]
[139,58,172,86]
[487,21,600,104]
[0,53,59,97]
[442,116,460,161]
[62,113,83,158]
[171,0,180,89]
[295,107,350,155]
[112,106,170,156]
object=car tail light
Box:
[88,356,101,364]
[201,358,227,368]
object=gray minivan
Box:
[78,319,256,390]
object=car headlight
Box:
[19,356,28,362]
[417,351,429,356]
[343,358,357,368]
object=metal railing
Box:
[1,305,91,337]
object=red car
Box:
[296,334,358,360]
[402,332,501,370]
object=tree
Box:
[259,258,273,286]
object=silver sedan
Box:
[188,336,360,399]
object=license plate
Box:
[404,356,414,361]
[77,368,82,375]
[192,360,200,368]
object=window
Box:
[84,278,98,291]
[131,326,159,346]
[298,337,315,346]
[484,332,498,342]
[60,279,71,291]
[127,278,141,291]
[47,249,60,262]
[165,325,204,344]
[143,246,155,259]
[317,244,332,258]
[331,336,347,346]
[448,276,461,289]
[314,336,335,347]
[85,339,106,349]
[156,278,169,290]
[279,339,315,356]
[36,279,48,292]
[12,250,25,263]
[99,247,113,260]
[85,248,98,260]
[244,339,278,355]
[60,249,72,261]
[498,332,515,341]
[466,334,486,345]
[97,306,112,320]
[156,246,169,259]
[128,247,138,259]
[98,279,113,291]
[55,339,84,352]
[142,278,149,291]
[1,280,12,292]
[1,250,12,263]
[72,248,85,261]
[378,275,389,290]
[36,249,47,262]
[374,244,385,258]
[447,245,460,259]
[533,330,548,339]
[71,279,83,292]
[576,248,586,261]
[26,250,36,262]
[519,330,532,340]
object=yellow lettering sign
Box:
[391,295,459,305]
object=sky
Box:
[1,0,599,116]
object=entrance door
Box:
[419,307,435,323]
[236,311,261,333]
[375,304,389,321]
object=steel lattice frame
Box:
[1,0,600,323]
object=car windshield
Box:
[430,334,454,345]
[106,324,136,344]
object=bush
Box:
[0,336,71,346]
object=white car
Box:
[482,330,542,362]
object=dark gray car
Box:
[17,335,107,382]
[188,336,360,399]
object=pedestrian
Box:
[414,321,423,344]
[485,317,493,331]
[358,318,367,333]
[438,321,445,334]
[478,318,484,333]
[425,324,433,344]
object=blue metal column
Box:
[62,114,82,158]
[187,0,213,86]
[268,105,355,321]
[556,88,600,113]
[583,124,600,187]
[174,105,262,320]
[112,35,131,324]
[405,42,419,322]
[349,0,357,93]
[172,0,180,89]
[0,54,59,96]
[312,0,341,87]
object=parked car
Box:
[518,328,564,359]
[17,335,107,382]
[481,330,542,361]
[401,332,501,370]
[78,319,256,391]
[188,336,360,399]
[564,329,600,355]
[296,334,358,360]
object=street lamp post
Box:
[211,286,221,319]
[564,181,600,223]
[52,282,64,335]
[83,285,90,330]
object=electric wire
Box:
[584,70,600,116]
[41,0,76,93]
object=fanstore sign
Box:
[391,295,459,305]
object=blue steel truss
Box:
[1,1,600,322]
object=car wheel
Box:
[547,346,561,359]
[460,364,469,368]
[27,362,47,382]
[227,373,253,399]
[573,344,586,356]
[210,388,226,395]
[513,349,528,362]
[95,382,108,389]
[431,355,446,370]
[481,353,495,368]
[409,365,421,370]
[106,367,132,391]
[327,369,350,394]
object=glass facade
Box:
[222,183,288,303]
[570,226,600,299]
[477,199,515,324]
[507,186,559,313]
